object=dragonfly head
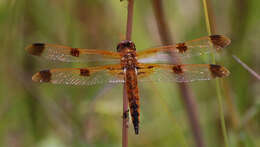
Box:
[116,40,136,52]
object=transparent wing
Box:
[137,35,231,63]
[32,63,230,85]
[136,63,230,83]
[26,43,120,63]
[32,65,125,86]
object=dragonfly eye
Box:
[128,41,136,50]
[116,40,136,52]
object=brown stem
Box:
[122,84,128,147]
[152,0,205,147]
[126,0,134,40]
[122,0,134,147]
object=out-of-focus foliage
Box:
[0,0,259,146]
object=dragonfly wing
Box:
[26,43,121,63]
[32,65,125,86]
[138,53,174,63]
[137,35,231,63]
[137,63,230,83]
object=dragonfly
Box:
[25,35,231,135]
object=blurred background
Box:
[0,0,259,146]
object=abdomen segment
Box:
[125,69,140,134]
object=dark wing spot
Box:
[210,35,231,49]
[176,43,188,53]
[209,64,229,78]
[70,48,80,57]
[172,65,183,74]
[147,65,154,69]
[27,43,45,56]
[39,70,51,82]
[80,69,90,76]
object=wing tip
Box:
[210,35,231,51]
[32,70,51,83]
[25,43,45,56]
[209,64,230,78]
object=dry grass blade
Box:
[202,0,229,146]
[232,55,260,80]
[152,0,205,147]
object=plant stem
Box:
[152,0,205,147]
[126,0,134,41]
[122,84,128,147]
[202,0,229,146]
[122,0,134,147]
[232,55,260,80]
[216,79,228,147]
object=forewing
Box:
[138,35,231,63]
[32,65,125,86]
[137,63,230,83]
[26,43,120,63]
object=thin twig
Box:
[202,0,229,146]
[232,55,260,80]
[126,0,134,41]
[152,0,205,147]
[122,0,134,147]
[122,84,128,147]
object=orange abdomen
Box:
[125,69,140,134]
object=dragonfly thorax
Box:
[120,52,138,70]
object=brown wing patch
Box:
[209,64,230,78]
[26,43,45,56]
[176,43,188,53]
[210,35,231,50]
[80,69,90,76]
[172,65,183,74]
[147,65,154,69]
[70,48,80,57]
[32,70,51,82]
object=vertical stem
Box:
[152,0,205,147]
[122,85,128,147]
[126,0,134,40]
[122,0,134,147]
[216,79,228,147]
[202,0,229,146]
[202,0,216,36]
